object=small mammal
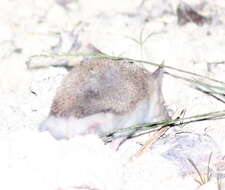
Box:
[39,58,169,144]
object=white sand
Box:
[1,0,225,189]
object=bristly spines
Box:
[50,58,155,118]
[40,58,170,141]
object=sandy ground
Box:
[1,0,225,189]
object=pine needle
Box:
[100,110,225,142]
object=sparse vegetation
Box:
[187,152,212,185]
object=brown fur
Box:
[50,58,161,118]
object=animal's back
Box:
[50,58,151,118]
[39,58,169,142]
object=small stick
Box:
[132,126,170,159]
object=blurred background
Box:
[1,1,225,189]
[1,0,225,138]
[1,0,225,92]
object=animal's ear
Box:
[151,67,164,88]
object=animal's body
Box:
[39,58,169,142]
